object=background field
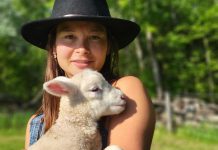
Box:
[0,112,218,150]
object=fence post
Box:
[165,91,174,132]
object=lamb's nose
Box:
[121,94,127,100]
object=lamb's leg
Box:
[104,145,123,150]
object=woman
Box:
[21,0,156,149]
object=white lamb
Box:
[28,69,125,150]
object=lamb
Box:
[28,69,125,150]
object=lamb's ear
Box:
[43,76,77,97]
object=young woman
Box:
[21,0,156,150]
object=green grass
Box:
[1,112,218,150]
[151,124,218,150]
[0,111,32,150]
[178,124,218,143]
[0,129,25,150]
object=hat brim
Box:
[21,15,140,50]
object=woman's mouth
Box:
[71,60,94,69]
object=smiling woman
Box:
[55,21,108,77]
[21,0,155,150]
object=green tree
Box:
[0,0,52,103]
[108,0,218,102]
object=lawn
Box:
[0,111,29,150]
[0,129,25,150]
[0,112,218,150]
[151,124,218,150]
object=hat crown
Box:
[52,0,111,18]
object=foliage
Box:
[0,0,218,104]
[108,0,218,102]
[0,0,52,102]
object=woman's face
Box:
[55,21,108,77]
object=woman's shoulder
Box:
[28,114,37,125]
[108,75,155,149]
[29,113,44,124]
[112,75,147,97]
[29,113,43,119]
[111,75,151,124]
[117,75,142,83]
[26,114,44,127]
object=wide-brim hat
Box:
[21,0,140,50]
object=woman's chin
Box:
[67,67,94,77]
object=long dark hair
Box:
[36,23,120,132]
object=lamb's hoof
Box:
[104,145,123,150]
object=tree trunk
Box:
[134,37,145,71]
[203,38,215,102]
[146,31,163,100]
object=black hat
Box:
[21,0,140,50]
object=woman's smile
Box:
[71,59,94,69]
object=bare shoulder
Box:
[109,75,156,150]
[27,114,37,126]
[114,75,143,86]
[114,75,145,92]
[113,75,149,105]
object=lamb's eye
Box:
[90,87,101,92]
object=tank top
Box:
[29,114,108,149]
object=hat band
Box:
[62,14,109,17]
[64,14,78,17]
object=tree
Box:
[0,0,52,104]
[108,0,218,102]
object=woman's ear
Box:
[52,46,57,61]
[53,53,57,59]
[53,48,57,59]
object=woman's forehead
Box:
[56,21,106,33]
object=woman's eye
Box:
[64,35,76,40]
[89,35,101,41]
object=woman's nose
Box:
[75,47,90,55]
[74,39,90,55]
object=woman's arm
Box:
[108,76,156,150]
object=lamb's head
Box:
[43,69,126,119]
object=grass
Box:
[0,111,32,150]
[151,124,218,150]
[1,111,218,150]
[0,129,25,150]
